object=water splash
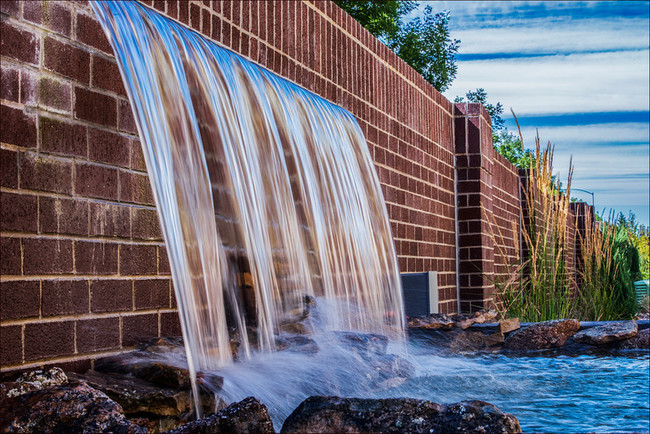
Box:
[91,0,404,413]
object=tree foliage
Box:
[334,1,459,92]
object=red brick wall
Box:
[1,0,458,371]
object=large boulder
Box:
[618,328,649,349]
[165,396,274,434]
[281,396,520,433]
[504,319,580,351]
[0,381,145,433]
[573,321,638,345]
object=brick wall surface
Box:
[1,0,592,371]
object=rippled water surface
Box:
[215,332,649,433]
[392,347,650,433]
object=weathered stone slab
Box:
[408,313,454,330]
[165,396,275,434]
[504,319,580,350]
[574,321,638,345]
[280,396,520,433]
[499,318,521,334]
[618,328,649,349]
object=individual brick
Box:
[158,246,171,274]
[118,98,137,134]
[0,21,40,66]
[91,55,125,96]
[0,237,21,275]
[0,105,37,149]
[131,207,162,240]
[44,37,90,84]
[1,66,19,102]
[0,325,22,366]
[90,279,132,313]
[22,238,74,275]
[134,278,170,310]
[37,76,72,113]
[39,196,88,236]
[122,313,158,347]
[160,311,182,337]
[74,87,117,127]
[0,148,18,188]
[75,162,119,200]
[20,152,73,194]
[88,127,130,167]
[40,116,87,157]
[119,244,157,275]
[75,241,119,275]
[76,317,120,353]
[89,202,131,238]
[41,279,89,316]
[0,192,37,232]
[119,170,154,205]
[130,139,146,171]
[75,12,112,54]
[24,321,75,361]
[0,280,40,321]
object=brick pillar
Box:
[454,103,495,312]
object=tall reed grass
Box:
[491,127,638,321]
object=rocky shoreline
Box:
[1,315,647,433]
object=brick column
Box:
[454,103,495,312]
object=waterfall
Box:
[92,0,404,394]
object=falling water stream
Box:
[92,0,404,417]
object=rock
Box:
[471,309,499,325]
[504,319,580,351]
[0,381,145,433]
[499,318,520,334]
[280,396,520,433]
[574,321,638,345]
[0,367,68,399]
[69,370,223,417]
[275,335,320,354]
[483,331,505,347]
[95,355,194,390]
[450,314,477,330]
[334,331,388,356]
[407,314,454,330]
[280,322,310,335]
[165,396,275,434]
[618,328,649,349]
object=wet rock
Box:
[0,381,145,433]
[165,396,274,434]
[334,331,388,356]
[618,328,649,349]
[275,335,320,354]
[574,321,638,345]
[280,396,520,433]
[69,370,221,417]
[499,318,520,334]
[504,319,580,351]
[95,355,194,390]
[483,331,505,347]
[0,367,68,399]
[407,313,454,330]
[279,322,310,335]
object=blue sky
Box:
[413,1,649,225]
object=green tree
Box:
[334,1,459,92]
[332,1,415,42]
[455,88,534,168]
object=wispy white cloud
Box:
[431,1,650,223]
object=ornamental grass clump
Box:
[577,211,638,320]
[493,133,577,322]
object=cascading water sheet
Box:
[91,0,404,383]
